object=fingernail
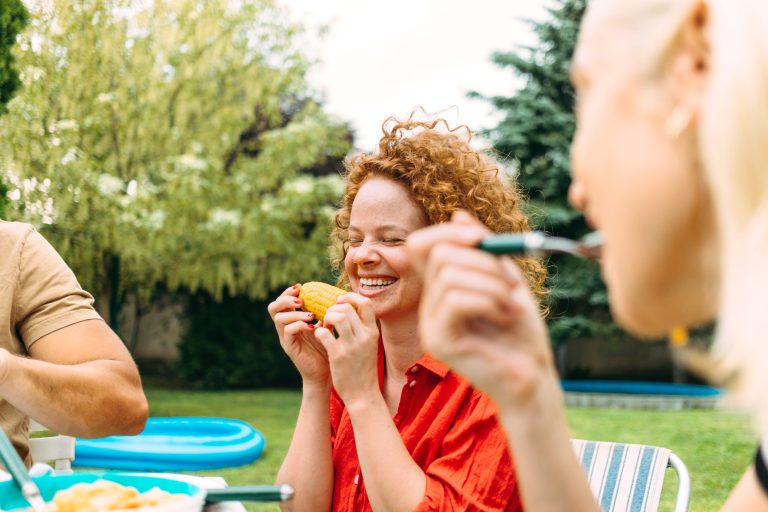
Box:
[307,324,315,330]
[294,299,302,305]
[293,283,301,288]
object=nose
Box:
[568,180,588,213]
[350,240,381,266]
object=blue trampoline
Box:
[74,417,265,471]
[561,380,722,397]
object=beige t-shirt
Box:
[0,220,101,464]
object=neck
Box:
[380,309,423,377]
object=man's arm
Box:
[0,319,148,437]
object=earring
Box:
[665,106,692,139]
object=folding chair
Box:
[28,420,75,472]
[572,439,690,512]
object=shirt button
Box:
[409,379,417,388]
[354,474,360,484]
[410,366,420,373]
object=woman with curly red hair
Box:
[269,115,546,511]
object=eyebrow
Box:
[348,224,411,234]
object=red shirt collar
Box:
[376,337,451,386]
[410,353,451,378]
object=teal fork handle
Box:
[0,429,31,487]
[477,234,528,255]
[205,484,294,503]
[0,429,45,511]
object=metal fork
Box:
[477,231,603,260]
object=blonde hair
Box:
[588,0,768,431]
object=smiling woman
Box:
[268,113,546,512]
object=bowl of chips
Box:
[0,473,204,511]
[0,472,293,511]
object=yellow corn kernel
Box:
[299,282,347,321]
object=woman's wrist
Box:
[343,391,386,418]
[496,367,565,431]
[302,379,331,396]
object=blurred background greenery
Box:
[0,0,705,387]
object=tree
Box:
[472,0,619,349]
[0,0,27,114]
[0,0,352,334]
[0,0,28,217]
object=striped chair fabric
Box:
[572,439,690,512]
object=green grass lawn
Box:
[145,388,755,512]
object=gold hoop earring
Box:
[665,106,692,139]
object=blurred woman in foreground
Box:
[408,0,768,509]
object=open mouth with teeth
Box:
[359,277,397,291]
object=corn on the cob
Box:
[298,282,347,321]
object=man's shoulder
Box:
[0,220,35,252]
[0,219,35,238]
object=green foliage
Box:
[177,292,301,390]
[0,0,352,327]
[0,0,27,115]
[0,175,7,218]
[473,0,619,345]
[0,0,28,217]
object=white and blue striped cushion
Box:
[572,440,670,512]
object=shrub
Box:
[177,291,301,389]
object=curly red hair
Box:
[330,115,548,306]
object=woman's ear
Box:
[664,0,711,117]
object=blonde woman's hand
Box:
[407,211,555,409]
[314,293,380,407]
[268,284,330,387]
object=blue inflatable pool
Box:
[561,380,722,397]
[74,417,265,471]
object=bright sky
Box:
[280,0,548,150]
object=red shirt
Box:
[330,344,523,511]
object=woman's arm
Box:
[315,294,426,512]
[276,382,333,512]
[407,213,600,512]
[497,374,599,511]
[269,285,335,511]
[345,394,427,512]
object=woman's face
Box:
[568,8,718,336]
[344,177,428,322]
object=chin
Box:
[610,295,715,339]
[612,308,670,339]
[609,291,676,339]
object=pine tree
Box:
[473,0,618,351]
